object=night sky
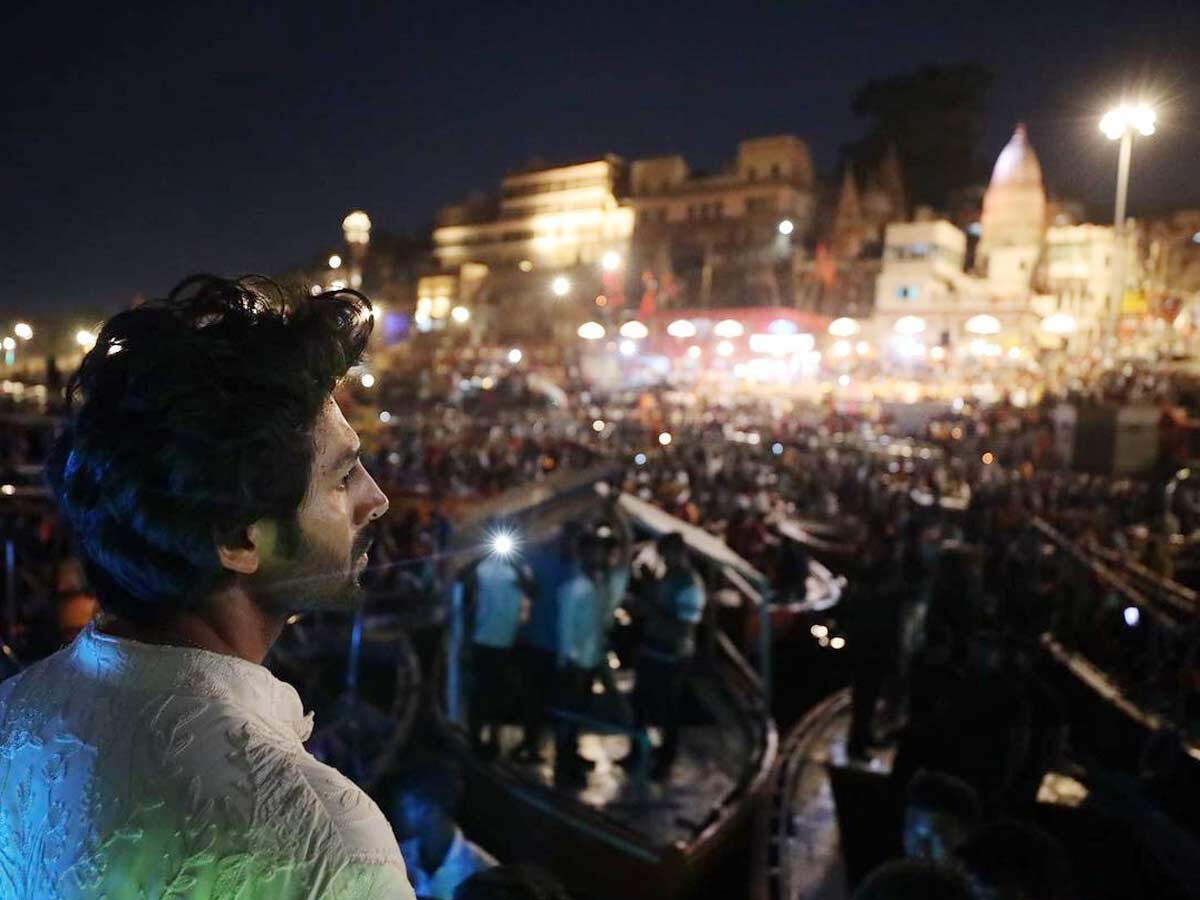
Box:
[5,0,1199,316]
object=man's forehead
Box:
[315,397,360,465]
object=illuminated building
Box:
[428,157,633,338]
[433,157,633,271]
[627,136,816,309]
[1039,224,1130,329]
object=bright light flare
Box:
[832,340,852,358]
[359,373,376,388]
[686,345,701,359]
[13,323,32,341]
[507,348,523,364]
[1,337,13,351]
[658,432,672,446]
[777,219,795,236]
[592,419,606,432]
[328,254,342,268]
[1101,103,1156,139]
[551,276,571,297]
[601,250,622,271]
[75,329,97,350]
[451,306,470,324]
[716,340,734,357]
[1123,606,1140,627]
[619,340,636,357]
[489,530,518,559]
[634,453,647,466]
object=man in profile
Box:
[0,276,415,898]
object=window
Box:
[895,285,921,300]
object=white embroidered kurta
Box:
[0,621,415,899]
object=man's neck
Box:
[98,587,287,664]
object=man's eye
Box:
[340,467,356,487]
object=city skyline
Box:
[4,0,1199,314]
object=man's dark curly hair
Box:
[45,274,374,624]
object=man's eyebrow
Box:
[328,444,361,475]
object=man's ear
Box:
[216,520,273,575]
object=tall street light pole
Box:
[1099,103,1155,339]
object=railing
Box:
[1030,516,1200,751]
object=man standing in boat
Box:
[0,276,414,898]
[625,532,706,781]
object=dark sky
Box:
[4,0,1199,316]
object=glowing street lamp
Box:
[507,348,523,365]
[965,314,1001,336]
[328,254,342,269]
[13,323,32,341]
[777,219,795,236]
[619,320,649,340]
[1100,102,1156,332]
[451,306,471,324]
[894,316,926,336]
[1,337,14,351]
[75,329,97,351]
[1041,313,1077,336]
[828,317,860,338]
[667,319,697,339]
[577,321,606,341]
[551,275,571,297]
[714,319,744,338]
[601,250,622,272]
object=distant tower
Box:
[342,210,372,289]
[831,167,864,259]
[976,124,1046,280]
[877,143,907,220]
[860,143,907,229]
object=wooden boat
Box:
[434,467,779,900]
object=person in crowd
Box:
[514,522,582,764]
[453,864,573,900]
[953,818,1074,900]
[553,532,607,785]
[467,520,534,760]
[624,531,706,781]
[383,756,498,900]
[902,770,982,864]
[845,518,902,760]
[0,276,414,897]
[851,859,974,900]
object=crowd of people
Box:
[3,291,1200,898]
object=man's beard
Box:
[257,520,375,613]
